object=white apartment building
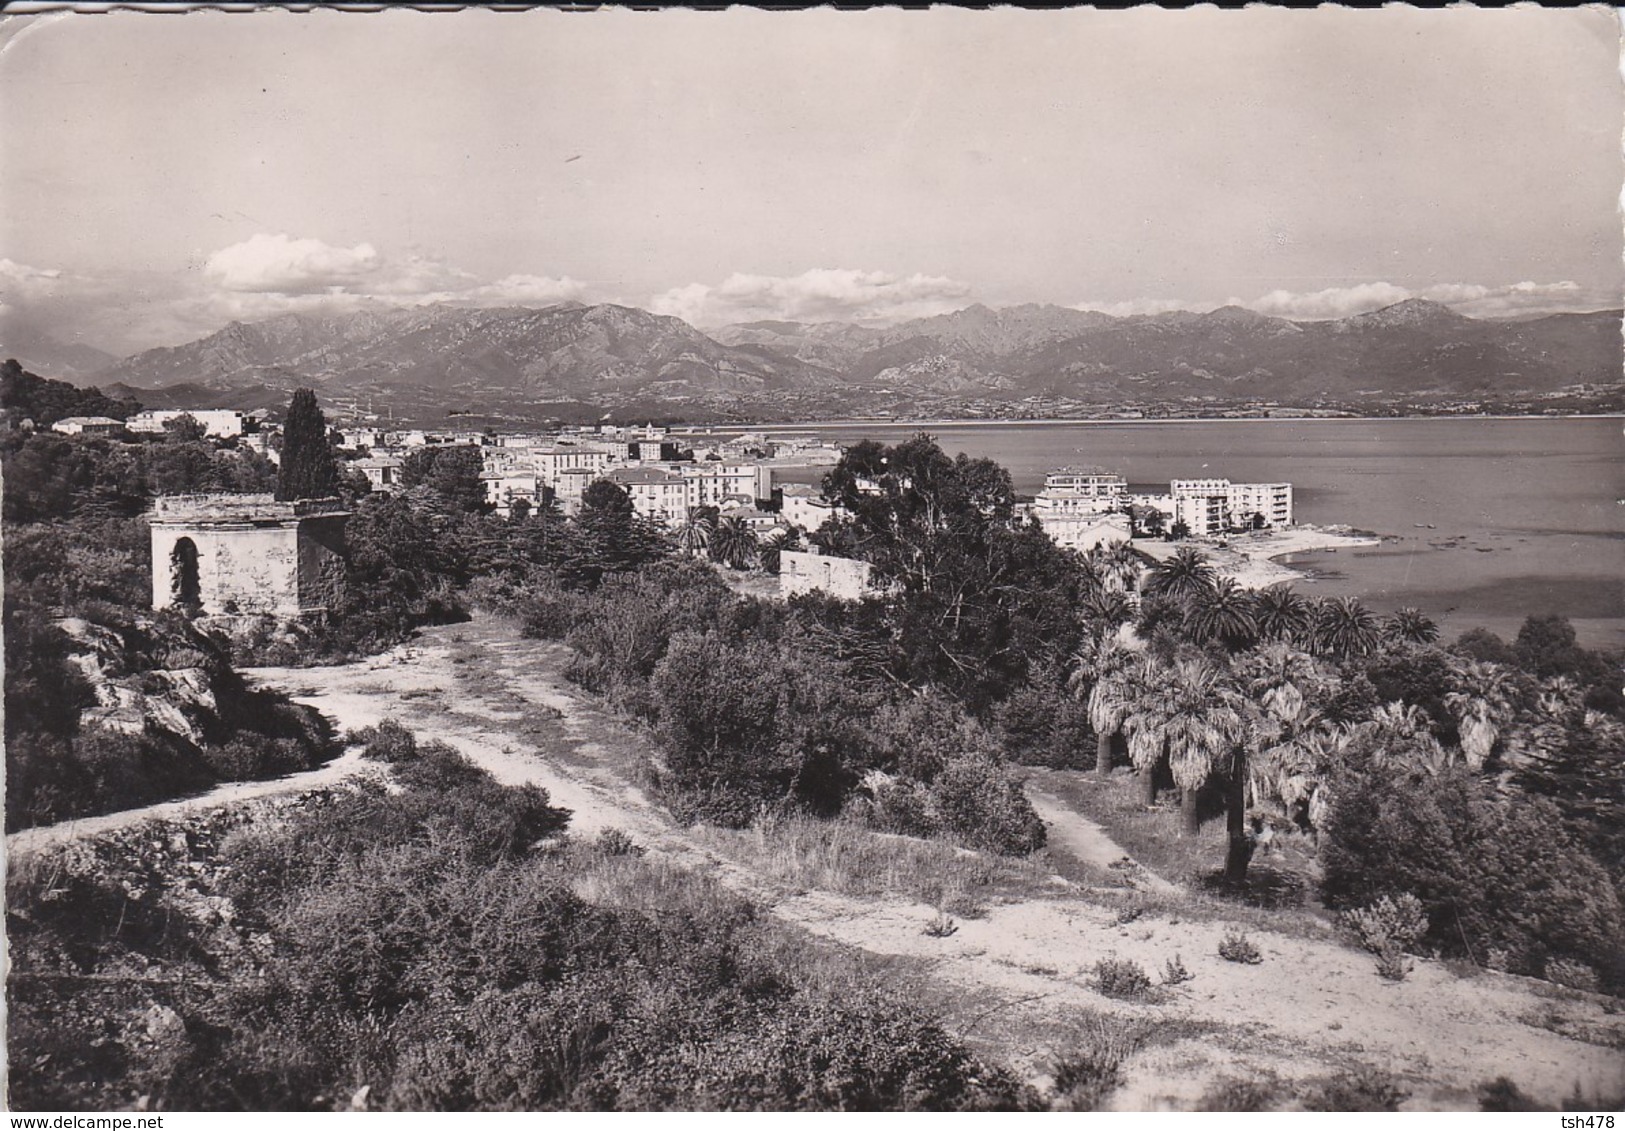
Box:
[603,466,688,527]
[1170,478,1294,535]
[553,468,597,515]
[482,470,540,517]
[677,462,773,510]
[780,484,845,532]
[532,444,617,487]
[128,409,245,438]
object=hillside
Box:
[90,298,1623,419]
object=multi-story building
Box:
[482,470,540,517]
[128,409,245,438]
[354,455,403,491]
[1170,478,1294,534]
[603,466,688,526]
[677,462,773,511]
[1036,511,1134,553]
[1042,467,1129,499]
[1229,482,1293,529]
[553,467,597,515]
[532,444,617,488]
[780,484,845,532]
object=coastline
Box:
[1133,526,1383,591]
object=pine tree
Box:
[276,388,337,501]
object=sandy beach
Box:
[1134,525,1383,590]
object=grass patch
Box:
[692,812,1059,907]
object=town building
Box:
[50,415,125,436]
[603,466,688,526]
[677,462,773,510]
[532,444,617,488]
[1170,478,1294,534]
[148,494,349,618]
[354,455,404,491]
[779,549,876,601]
[780,484,845,532]
[128,409,246,438]
[552,467,597,515]
[482,470,540,517]
[1036,511,1134,553]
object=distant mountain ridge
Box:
[89,298,1623,415]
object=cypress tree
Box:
[276,388,338,501]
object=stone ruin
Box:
[148,493,349,618]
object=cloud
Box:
[205,233,382,294]
[650,268,975,327]
[1073,281,1610,323]
[1071,296,1218,318]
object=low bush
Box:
[1091,956,1153,1000]
[1302,1065,1408,1112]
[1543,957,1601,993]
[351,718,419,763]
[1374,945,1413,983]
[1478,1077,1546,1112]
[1199,1073,1280,1111]
[1343,892,1427,956]
[1217,932,1262,965]
[922,912,958,938]
[1161,954,1192,986]
[1048,1019,1137,1112]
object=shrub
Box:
[1048,1020,1136,1112]
[1478,1077,1545,1112]
[1162,954,1192,986]
[927,754,1047,856]
[1543,957,1600,993]
[1217,932,1262,965]
[592,828,643,858]
[351,719,419,764]
[1321,762,1625,991]
[1200,1073,1280,1111]
[1302,1065,1408,1111]
[1343,892,1427,956]
[1091,956,1153,1000]
[200,734,316,780]
[922,912,958,938]
[1374,944,1413,983]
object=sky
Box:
[1,5,1620,356]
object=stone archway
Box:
[170,537,201,609]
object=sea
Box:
[753,416,1625,650]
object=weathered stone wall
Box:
[296,513,349,613]
[152,522,303,617]
[779,550,875,601]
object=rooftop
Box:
[148,493,349,523]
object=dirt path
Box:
[12,612,1622,1109]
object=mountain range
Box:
[54,298,1625,419]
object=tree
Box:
[1383,606,1440,646]
[1168,519,1191,542]
[1310,596,1381,661]
[401,446,487,515]
[676,514,714,559]
[163,413,208,443]
[1159,659,1244,837]
[1068,637,1139,775]
[1254,585,1313,646]
[276,389,338,501]
[1143,546,1217,605]
[1443,659,1519,771]
[1184,576,1258,652]
[710,516,759,570]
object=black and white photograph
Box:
[2,3,1622,1115]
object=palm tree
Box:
[1310,596,1381,661]
[710,516,758,570]
[1069,637,1140,775]
[1444,658,1518,770]
[1254,584,1313,646]
[1118,656,1172,805]
[1098,539,1142,595]
[1383,606,1440,646]
[1143,546,1217,605]
[676,514,714,559]
[1359,701,1448,774]
[1184,576,1259,652]
[757,528,792,574]
[1159,659,1244,837]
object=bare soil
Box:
[12,611,1622,1110]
